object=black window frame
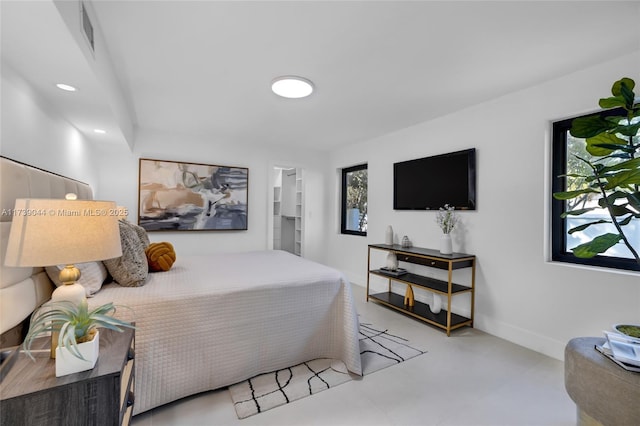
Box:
[341,164,367,236]
[551,108,639,272]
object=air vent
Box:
[81,3,94,52]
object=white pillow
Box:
[45,261,109,297]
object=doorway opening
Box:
[272,166,304,256]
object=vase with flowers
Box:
[435,204,458,254]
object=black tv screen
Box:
[394,148,476,210]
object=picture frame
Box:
[138,158,248,231]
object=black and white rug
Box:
[229,321,427,419]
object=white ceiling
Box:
[2,1,639,151]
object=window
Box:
[341,164,368,236]
[551,109,639,272]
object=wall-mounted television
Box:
[393,148,476,210]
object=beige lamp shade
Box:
[4,198,123,267]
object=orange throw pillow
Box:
[145,242,176,272]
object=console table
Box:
[0,327,135,426]
[366,244,476,336]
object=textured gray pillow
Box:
[129,221,150,248]
[103,221,148,287]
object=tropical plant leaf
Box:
[585,134,629,156]
[603,190,633,202]
[601,158,640,173]
[561,173,590,178]
[612,77,635,96]
[570,115,617,138]
[599,96,627,109]
[604,169,640,189]
[618,215,634,226]
[571,233,622,258]
[627,191,640,211]
[619,79,636,107]
[613,121,640,137]
[590,143,637,154]
[598,203,633,217]
[561,207,597,218]
[568,220,610,234]
[553,189,598,200]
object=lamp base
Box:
[50,265,87,358]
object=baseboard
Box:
[474,314,566,361]
[349,276,566,361]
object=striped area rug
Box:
[229,321,427,419]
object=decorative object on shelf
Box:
[404,285,415,307]
[552,77,639,265]
[385,225,394,245]
[440,234,453,255]
[401,235,412,248]
[436,204,458,254]
[379,267,407,277]
[22,300,135,377]
[385,252,399,270]
[430,293,442,314]
[4,196,124,356]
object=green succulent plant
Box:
[23,299,135,361]
[553,77,640,265]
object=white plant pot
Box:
[440,234,453,254]
[55,330,99,377]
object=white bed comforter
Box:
[89,250,362,415]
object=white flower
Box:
[435,204,458,234]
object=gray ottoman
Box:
[565,337,640,426]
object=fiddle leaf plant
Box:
[553,77,640,264]
[23,299,135,361]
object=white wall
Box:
[1,60,330,264]
[326,52,640,360]
[1,62,99,190]
[93,128,330,263]
[3,41,638,362]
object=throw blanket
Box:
[89,250,362,414]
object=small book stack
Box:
[595,325,640,373]
[379,267,408,277]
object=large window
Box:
[341,164,368,236]
[551,109,639,272]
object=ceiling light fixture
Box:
[56,83,77,92]
[93,129,106,134]
[271,76,314,99]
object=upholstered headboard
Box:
[0,156,93,343]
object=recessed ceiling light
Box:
[56,83,77,92]
[93,129,106,134]
[271,76,314,99]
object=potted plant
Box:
[553,77,639,265]
[23,299,135,377]
[435,204,459,254]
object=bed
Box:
[0,156,362,415]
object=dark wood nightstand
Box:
[0,327,135,426]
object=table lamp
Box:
[4,196,123,356]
